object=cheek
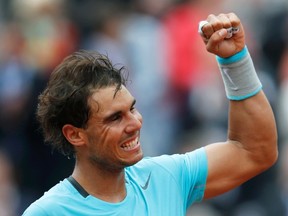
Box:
[97,126,112,144]
[88,128,113,157]
[86,126,109,148]
[97,126,122,149]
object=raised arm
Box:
[198,13,278,199]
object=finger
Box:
[198,21,209,41]
[217,13,232,29]
[206,29,227,52]
[200,20,214,40]
[227,13,243,38]
[207,14,224,34]
[217,13,234,38]
[227,13,241,29]
[199,13,241,43]
[198,21,212,43]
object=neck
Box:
[71,159,127,203]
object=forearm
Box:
[228,91,278,166]
[218,48,279,168]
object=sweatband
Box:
[216,46,262,100]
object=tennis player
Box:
[23,12,278,215]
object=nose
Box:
[125,111,142,133]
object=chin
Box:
[123,151,144,167]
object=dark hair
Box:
[36,50,127,157]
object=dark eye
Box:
[130,100,137,113]
[110,114,122,121]
[130,106,136,112]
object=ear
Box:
[62,124,86,147]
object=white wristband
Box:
[217,47,262,100]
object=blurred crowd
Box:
[0,0,287,215]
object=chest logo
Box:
[140,172,151,190]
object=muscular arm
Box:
[198,13,278,199]
[204,91,277,198]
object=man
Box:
[23,12,278,215]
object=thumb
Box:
[210,29,227,44]
[218,29,228,39]
[206,29,227,52]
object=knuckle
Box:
[218,13,226,17]
[228,12,236,17]
[213,22,223,30]
[207,14,215,20]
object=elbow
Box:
[267,131,279,166]
[266,149,278,170]
[262,112,279,169]
[259,136,278,171]
[267,143,278,167]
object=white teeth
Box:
[122,137,139,150]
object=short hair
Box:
[36,50,127,157]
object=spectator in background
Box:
[162,0,227,152]
[82,3,128,69]
[119,0,178,156]
[0,149,20,216]
[12,0,78,74]
[1,0,79,211]
[0,22,30,215]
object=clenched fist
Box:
[198,13,245,58]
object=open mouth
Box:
[121,137,139,151]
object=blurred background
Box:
[0,0,287,215]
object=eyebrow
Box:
[103,99,136,122]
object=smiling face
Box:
[79,85,143,170]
